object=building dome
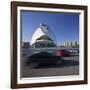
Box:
[31,23,57,48]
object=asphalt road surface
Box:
[21,55,79,78]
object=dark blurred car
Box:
[26,52,63,67]
[56,49,70,57]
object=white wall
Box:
[0,0,89,90]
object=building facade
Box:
[22,42,30,48]
[63,41,79,47]
[30,23,57,48]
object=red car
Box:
[56,49,70,57]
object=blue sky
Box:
[21,10,79,45]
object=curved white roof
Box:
[30,24,56,45]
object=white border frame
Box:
[17,7,84,84]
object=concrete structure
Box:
[31,23,57,48]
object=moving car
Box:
[26,52,63,67]
[56,49,70,57]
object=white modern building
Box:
[30,23,57,48]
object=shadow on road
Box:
[33,60,79,69]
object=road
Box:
[21,54,79,78]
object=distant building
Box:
[22,42,30,48]
[63,41,79,47]
[30,23,57,48]
[72,41,78,46]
